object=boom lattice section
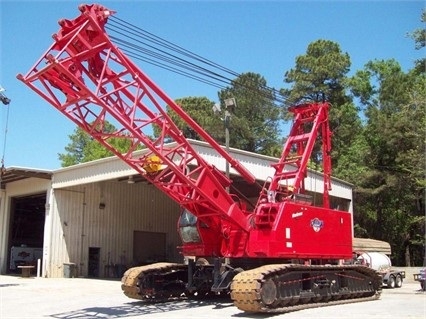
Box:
[267,103,332,208]
[17,4,254,231]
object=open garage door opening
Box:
[8,193,46,273]
[133,231,166,265]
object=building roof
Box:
[0,166,52,189]
[1,140,353,194]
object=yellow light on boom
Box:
[143,155,165,173]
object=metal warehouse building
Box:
[0,140,353,278]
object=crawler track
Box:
[122,263,381,313]
[121,263,187,300]
[230,264,382,313]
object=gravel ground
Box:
[0,274,425,319]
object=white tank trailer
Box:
[357,252,405,288]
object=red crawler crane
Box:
[18,4,381,313]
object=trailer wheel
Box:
[395,274,403,288]
[387,275,396,288]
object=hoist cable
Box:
[124,50,229,90]
[107,23,239,90]
[111,35,231,89]
[109,16,241,77]
[106,16,288,106]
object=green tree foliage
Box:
[407,8,425,74]
[281,39,362,172]
[218,72,281,155]
[282,35,425,266]
[153,96,222,141]
[58,122,133,167]
[349,60,426,266]
[281,39,351,105]
[157,73,282,156]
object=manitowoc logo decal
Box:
[310,218,324,232]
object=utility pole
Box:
[213,98,236,193]
[223,98,236,180]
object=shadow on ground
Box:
[50,297,238,318]
[0,283,20,288]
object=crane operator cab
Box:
[177,208,226,257]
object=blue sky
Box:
[0,0,424,170]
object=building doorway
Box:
[88,247,100,277]
[133,231,166,265]
[8,193,46,272]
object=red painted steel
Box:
[18,4,352,260]
[267,103,332,208]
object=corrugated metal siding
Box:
[52,157,135,188]
[48,180,181,277]
[47,188,84,277]
[6,177,50,196]
[52,140,353,202]
[194,141,353,201]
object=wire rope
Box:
[106,16,288,106]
